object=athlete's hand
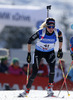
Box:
[27,52,31,63]
[57,49,63,58]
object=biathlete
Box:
[19,18,63,97]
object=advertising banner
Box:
[0,73,73,90]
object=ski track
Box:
[0,90,73,100]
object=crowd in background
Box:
[0,57,73,82]
[0,57,31,75]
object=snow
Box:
[0,90,73,100]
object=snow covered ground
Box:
[0,90,73,100]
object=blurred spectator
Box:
[8,58,24,75]
[67,66,73,82]
[0,57,8,73]
[37,58,48,77]
[54,65,63,82]
[22,64,32,75]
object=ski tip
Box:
[44,95,65,98]
[18,94,28,98]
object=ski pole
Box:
[59,59,65,77]
[59,59,70,96]
[57,59,66,97]
[26,63,29,85]
[57,60,73,97]
[65,61,73,78]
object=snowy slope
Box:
[0,90,73,100]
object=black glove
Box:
[27,52,31,63]
[57,49,63,58]
[71,54,73,60]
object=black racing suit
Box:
[26,29,63,89]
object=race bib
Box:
[36,41,55,51]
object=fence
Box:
[0,73,73,90]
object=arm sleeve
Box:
[58,30,63,42]
[28,31,39,44]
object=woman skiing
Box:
[19,18,63,97]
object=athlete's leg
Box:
[45,50,56,95]
[45,50,56,83]
[26,50,43,88]
[18,50,43,97]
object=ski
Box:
[18,93,28,97]
[44,95,64,98]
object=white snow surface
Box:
[0,90,73,100]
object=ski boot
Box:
[47,83,54,96]
[18,88,30,97]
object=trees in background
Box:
[0,26,33,48]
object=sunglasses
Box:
[47,26,55,29]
